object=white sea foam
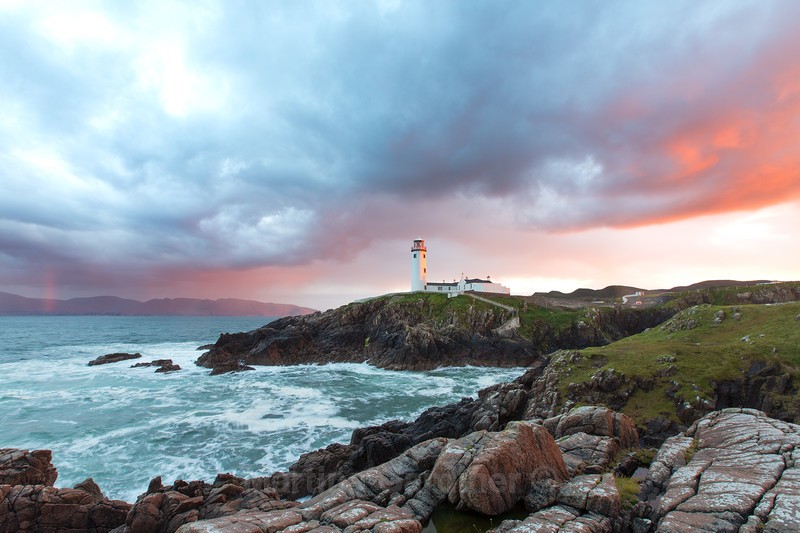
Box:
[0,316,524,501]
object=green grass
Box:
[661,281,800,310]
[382,292,505,327]
[451,293,584,339]
[633,448,657,466]
[386,292,587,341]
[684,438,700,463]
[557,301,800,423]
[615,476,641,509]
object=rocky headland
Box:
[197,292,674,372]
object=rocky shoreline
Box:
[4,406,799,532]
[11,287,800,531]
[6,352,800,533]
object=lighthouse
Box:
[407,239,511,295]
[411,238,427,291]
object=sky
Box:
[1,0,799,310]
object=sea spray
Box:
[0,315,525,502]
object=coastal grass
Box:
[615,476,641,509]
[385,292,501,325]
[662,281,800,310]
[633,447,657,466]
[390,291,497,312]
[386,292,587,339]
[557,301,800,423]
[684,438,700,462]
[456,293,583,339]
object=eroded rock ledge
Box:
[642,408,800,532]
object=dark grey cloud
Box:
[2,0,799,293]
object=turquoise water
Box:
[0,316,524,502]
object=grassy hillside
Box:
[379,292,583,339]
[557,301,800,423]
[389,291,498,314]
[664,281,800,307]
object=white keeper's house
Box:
[410,238,510,295]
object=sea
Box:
[0,315,525,502]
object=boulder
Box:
[88,352,142,366]
[208,360,256,375]
[418,421,568,516]
[119,476,297,533]
[557,433,620,476]
[497,504,612,533]
[302,438,446,521]
[0,483,130,533]
[544,406,638,449]
[175,496,419,532]
[74,478,106,502]
[174,503,422,533]
[556,474,620,517]
[0,449,58,486]
[174,508,303,533]
[131,359,182,373]
[645,408,800,532]
[523,479,559,512]
[155,362,182,373]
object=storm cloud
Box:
[2,0,799,300]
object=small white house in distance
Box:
[410,238,511,295]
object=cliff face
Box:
[197,295,531,371]
[196,294,674,372]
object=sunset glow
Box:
[1,1,798,310]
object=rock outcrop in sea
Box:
[130,359,182,373]
[88,353,142,366]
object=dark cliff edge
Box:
[196,292,675,372]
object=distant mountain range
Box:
[0,292,317,316]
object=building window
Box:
[424,268,426,273]
[423,253,426,258]
[413,253,416,258]
[438,286,442,290]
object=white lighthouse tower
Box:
[411,238,427,291]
